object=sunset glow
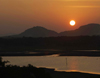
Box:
[0,0,100,35]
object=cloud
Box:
[66,6,100,8]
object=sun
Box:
[70,20,75,26]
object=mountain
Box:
[14,26,58,37]
[59,23,100,36]
[8,23,100,37]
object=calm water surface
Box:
[2,55,100,74]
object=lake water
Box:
[2,55,100,75]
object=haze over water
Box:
[3,56,100,75]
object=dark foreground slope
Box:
[0,65,52,78]
[0,65,100,78]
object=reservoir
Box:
[2,55,100,75]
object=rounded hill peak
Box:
[33,26,45,28]
[18,26,58,37]
[31,26,48,30]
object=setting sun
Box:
[70,20,76,26]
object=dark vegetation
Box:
[1,36,100,51]
[0,57,52,78]
[0,36,100,56]
[0,65,52,78]
[0,57,100,78]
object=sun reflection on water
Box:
[68,58,78,70]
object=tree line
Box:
[0,36,100,52]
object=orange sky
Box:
[0,0,100,36]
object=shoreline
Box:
[1,51,100,56]
[38,66,100,75]
[39,67,100,78]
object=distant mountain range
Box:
[9,23,100,37]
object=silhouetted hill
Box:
[59,23,100,36]
[13,26,58,37]
[9,23,100,37]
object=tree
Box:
[0,56,9,67]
